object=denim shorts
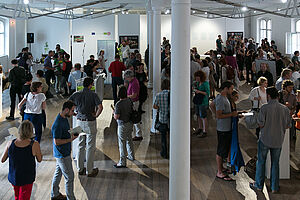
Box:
[195,104,208,118]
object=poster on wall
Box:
[119,35,139,49]
[74,36,84,43]
[227,32,243,40]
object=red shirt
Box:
[108,60,126,77]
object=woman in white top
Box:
[18,82,46,143]
[98,50,107,70]
[249,76,268,138]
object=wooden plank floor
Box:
[0,83,300,200]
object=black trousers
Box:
[9,87,22,117]
[112,77,124,105]
[45,70,55,88]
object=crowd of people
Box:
[2,33,300,199]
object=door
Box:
[97,40,115,84]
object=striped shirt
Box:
[154,90,170,124]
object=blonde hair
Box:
[257,76,267,86]
[18,120,34,140]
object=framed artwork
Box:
[74,36,84,43]
[119,35,139,49]
[227,32,243,40]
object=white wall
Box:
[72,15,115,65]
[118,14,140,52]
[27,17,70,59]
[251,14,291,54]
[140,15,244,55]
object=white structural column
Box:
[147,1,154,89]
[169,0,191,199]
[150,6,162,133]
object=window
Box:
[259,19,272,42]
[0,20,4,56]
[288,20,300,55]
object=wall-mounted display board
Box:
[227,32,243,40]
[119,35,139,49]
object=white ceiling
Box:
[0,0,298,19]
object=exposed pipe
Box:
[205,0,290,18]
[29,0,111,19]
[72,4,126,19]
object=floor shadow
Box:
[206,178,245,200]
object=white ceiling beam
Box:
[29,0,112,19]
[206,0,290,18]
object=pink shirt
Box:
[127,78,140,102]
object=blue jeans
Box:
[51,156,75,200]
[255,140,282,191]
[76,120,97,174]
[117,122,134,166]
[24,113,43,143]
[112,77,124,105]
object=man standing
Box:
[275,68,292,91]
[215,81,237,181]
[6,59,25,120]
[216,35,223,53]
[69,77,103,177]
[44,50,55,98]
[108,54,127,105]
[51,100,77,200]
[250,87,291,193]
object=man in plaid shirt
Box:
[153,79,170,159]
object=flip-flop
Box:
[216,174,234,181]
[222,169,232,174]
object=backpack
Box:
[130,100,142,124]
[226,65,235,80]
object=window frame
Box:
[0,18,5,56]
[259,19,272,42]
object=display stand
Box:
[266,129,290,179]
[94,72,106,102]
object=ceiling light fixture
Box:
[165,9,170,14]
[204,12,208,14]
[254,10,257,13]
[23,0,29,4]
[241,6,248,12]
[122,11,125,14]
[278,8,281,11]
[281,0,288,3]
[192,10,196,14]
[112,10,115,13]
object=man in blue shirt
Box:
[51,101,77,200]
[44,50,55,97]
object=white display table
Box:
[266,129,290,179]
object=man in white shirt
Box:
[195,54,210,82]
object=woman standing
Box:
[114,86,134,168]
[249,77,268,138]
[1,120,42,200]
[98,50,107,70]
[18,82,46,143]
[193,70,210,138]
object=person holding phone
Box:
[50,101,78,200]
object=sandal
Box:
[216,174,234,181]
